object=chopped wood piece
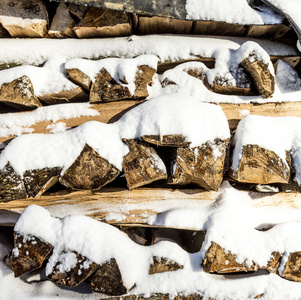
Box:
[171,139,229,191]
[203,242,280,274]
[90,65,155,103]
[48,2,76,38]
[66,68,91,91]
[138,16,192,34]
[141,134,191,147]
[193,21,246,36]
[48,250,99,287]
[149,256,183,274]
[60,143,120,190]
[91,258,128,295]
[229,144,290,185]
[240,57,275,98]
[0,0,48,38]
[122,139,167,190]
[74,8,132,38]
[9,233,53,277]
[23,167,62,198]
[0,22,10,37]
[68,3,89,21]
[0,163,27,201]
[0,76,42,110]
[246,24,291,39]
[38,87,88,105]
[281,252,301,282]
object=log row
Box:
[0,0,292,39]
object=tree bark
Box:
[281,252,301,282]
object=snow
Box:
[46,122,67,134]
[276,59,301,92]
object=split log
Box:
[23,167,62,198]
[90,66,156,103]
[229,145,290,185]
[48,2,76,38]
[68,3,89,21]
[171,139,229,191]
[138,16,192,35]
[48,250,99,287]
[0,163,27,201]
[60,143,120,190]
[0,0,48,38]
[203,242,281,274]
[91,258,129,295]
[281,252,301,282]
[122,139,167,190]
[193,21,246,36]
[246,24,291,40]
[0,76,42,110]
[66,68,91,91]
[74,8,132,38]
[141,134,191,147]
[9,233,53,277]
[240,56,275,98]
[149,256,183,274]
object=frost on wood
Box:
[0,0,48,38]
[9,233,53,277]
[281,252,301,282]
[149,256,183,274]
[60,143,120,190]
[122,139,167,189]
[91,258,129,296]
[0,75,42,110]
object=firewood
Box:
[66,68,91,91]
[0,0,48,38]
[60,143,120,190]
[68,3,89,21]
[9,233,53,277]
[229,144,290,185]
[281,252,301,282]
[91,258,129,295]
[48,250,99,288]
[90,65,156,103]
[240,56,275,98]
[141,134,191,147]
[171,139,229,191]
[23,167,62,198]
[149,256,183,274]
[74,8,132,38]
[48,2,76,38]
[122,139,167,190]
[193,21,246,36]
[0,163,27,201]
[0,22,10,38]
[0,76,42,110]
[138,16,192,34]
[246,24,291,40]
[203,242,281,274]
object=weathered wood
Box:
[0,22,10,38]
[246,24,291,40]
[229,144,290,185]
[66,68,91,91]
[203,242,281,274]
[0,163,27,201]
[0,76,42,110]
[9,233,53,277]
[68,3,89,21]
[91,258,129,295]
[0,0,48,38]
[48,250,99,287]
[74,8,132,38]
[171,139,229,191]
[60,143,120,190]
[138,16,192,34]
[281,252,301,282]
[141,134,191,147]
[193,21,246,36]
[133,65,157,99]
[23,167,62,198]
[149,256,183,274]
[122,139,167,190]
[240,57,275,98]
[48,2,76,38]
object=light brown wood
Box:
[193,21,246,36]
[246,24,291,39]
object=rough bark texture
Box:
[48,2,76,38]
[141,134,191,147]
[48,250,99,288]
[171,139,229,191]
[68,3,89,20]
[9,233,53,277]
[229,144,290,185]
[91,258,128,295]
[0,163,27,201]
[0,76,42,110]
[282,252,301,282]
[60,143,120,190]
[240,57,275,98]
[74,8,132,38]
[193,21,246,36]
[149,256,183,274]
[203,242,281,274]
[133,65,156,99]
[0,0,48,38]
[23,167,62,198]
[66,68,91,91]
[122,139,167,190]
